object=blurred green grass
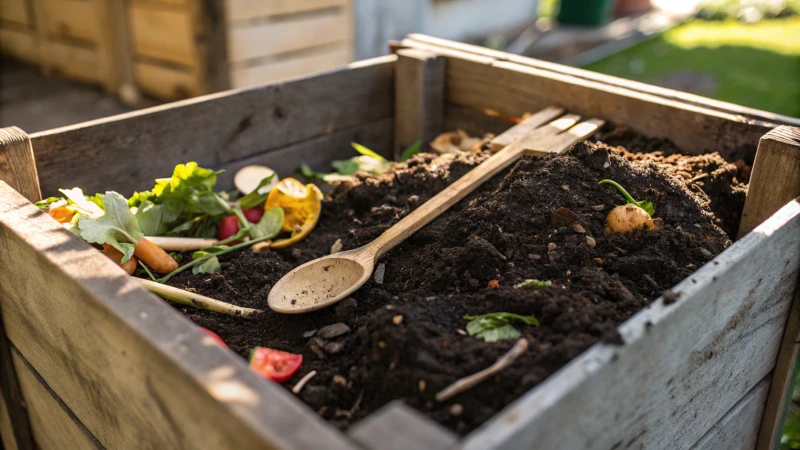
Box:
[583,17,800,117]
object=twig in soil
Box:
[435,338,528,402]
[291,370,318,394]
[686,173,709,183]
[139,279,263,319]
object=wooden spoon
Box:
[268,107,604,314]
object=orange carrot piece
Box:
[102,244,138,275]
[48,205,75,224]
[134,237,179,273]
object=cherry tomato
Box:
[200,328,227,348]
[249,347,303,383]
[217,208,264,241]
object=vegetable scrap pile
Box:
[165,131,742,433]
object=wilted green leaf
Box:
[76,192,143,263]
[192,256,221,275]
[400,140,423,161]
[463,312,539,342]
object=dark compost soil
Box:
[165,132,748,434]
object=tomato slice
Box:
[200,328,227,348]
[249,347,303,383]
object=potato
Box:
[605,204,661,236]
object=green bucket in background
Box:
[556,0,616,25]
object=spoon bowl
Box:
[268,249,373,314]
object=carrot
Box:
[47,205,75,224]
[134,237,179,273]
[102,244,138,275]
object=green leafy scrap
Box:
[400,140,423,161]
[75,192,143,263]
[238,174,276,209]
[514,279,553,289]
[463,312,539,342]
[34,197,65,211]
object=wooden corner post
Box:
[394,48,445,160]
[0,126,39,450]
[743,126,800,450]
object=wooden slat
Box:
[225,0,348,23]
[0,27,38,64]
[738,126,800,237]
[0,127,41,203]
[0,328,33,450]
[0,182,356,450]
[393,48,445,159]
[135,61,203,100]
[402,34,800,128]
[230,44,352,89]
[691,376,771,450]
[29,54,395,197]
[0,384,20,450]
[442,103,515,137]
[108,0,139,102]
[42,0,101,42]
[348,401,458,450]
[130,4,200,68]
[46,40,102,84]
[0,0,31,26]
[461,200,800,450]
[11,350,101,450]
[228,9,350,63]
[444,55,777,159]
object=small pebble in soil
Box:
[333,375,347,386]
[694,223,702,229]
[572,223,586,233]
[426,296,437,301]
[324,341,344,354]
[330,239,343,254]
[547,243,557,251]
[374,263,386,284]
[385,305,395,310]
[377,341,387,349]
[592,204,605,210]
[318,323,351,339]
[594,258,604,265]
[528,254,541,260]
[407,195,419,204]
[303,329,317,338]
[393,315,404,325]
[335,297,358,321]
[449,404,464,417]
[418,380,427,392]
[586,236,597,248]
[456,329,467,336]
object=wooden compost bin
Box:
[2,35,800,450]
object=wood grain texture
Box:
[691,376,771,450]
[227,9,350,63]
[130,4,200,68]
[349,401,457,450]
[402,34,800,128]
[0,127,41,203]
[135,61,202,100]
[460,200,800,450]
[29,55,395,197]
[442,103,516,137]
[443,55,775,160]
[0,0,31,25]
[0,27,39,64]
[738,126,800,238]
[0,182,356,450]
[10,349,101,450]
[757,282,800,449]
[0,326,33,450]
[45,40,102,84]
[43,0,101,42]
[0,384,20,450]
[394,48,445,159]
[224,0,348,22]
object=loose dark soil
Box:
[166,130,746,434]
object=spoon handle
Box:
[363,113,602,260]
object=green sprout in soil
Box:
[514,279,553,289]
[599,179,655,216]
[463,312,539,342]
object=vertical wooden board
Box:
[42,0,101,42]
[0,386,19,450]
[230,44,352,88]
[0,127,41,204]
[29,55,395,197]
[130,4,199,68]
[225,0,348,22]
[460,200,800,450]
[0,0,31,26]
[227,10,350,63]
[45,41,102,83]
[443,56,775,159]
[135,61,203,100]
[11,351,100,450]
[691,376,770,450]
[348,401,458,450]
[0,27,39,64]
[394,48,445,158]
[0,183,357,450]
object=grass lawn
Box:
[582,16,800,117]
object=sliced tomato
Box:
[200,328,227,348]
[249,347,303,383]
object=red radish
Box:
[200,328,227,347]
[249,347,303,383]
[217,208,264,241]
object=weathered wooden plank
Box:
[230,44,351,89]
[348,400,458,450]
[691,376,770,450]
[0,0,31,26]
[739,126,800,237]
[442,103,515,138]
[444,55,775,159]
[394,48,445,159]
[460,200,800,450]
[0,384,20,450]
[0,329,33,450]
[224,0,348,23]
[0,182,357,450]
[135,61,203,100]
[0,127,40,203]
[29,55,395,197]
[45,40,103,84]
[217,118,394,189]
[227,9,350,63]
[42,0,101,42]
[402,34,800,128]
[10,349,101,450]
[0,25,39,64]
[130,3,200,68]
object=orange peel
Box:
[266,178,323,248]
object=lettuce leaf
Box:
[75,192,143,263]
[463,312,539,342]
